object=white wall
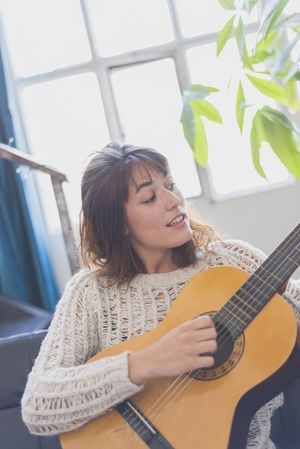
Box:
[188,181,300,279]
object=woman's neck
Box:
[143,254,178,274]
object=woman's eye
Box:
[168,182,175,191]
[143,195,155,204]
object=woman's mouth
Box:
[166,213,186,227]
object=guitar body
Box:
[60,266,300,449]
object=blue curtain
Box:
[0,46,59,311]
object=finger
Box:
[190,315,214,330]
[196,355,215,369]
[195,327,217,342]
[196,339,218,355]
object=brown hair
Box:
[80,142,219,283]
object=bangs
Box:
[121,151,169,202]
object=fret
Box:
[254,270,282,284]
[235,290,257,313]
[217,222,300,336]
[286,255,299,266]
[225,293,257,319]
[221,303,248,327]
[227,293,257,315]
[284,240,300,258]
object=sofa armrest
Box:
[0,330,61,449]
[0,294,52,338]
[0,330,47,408]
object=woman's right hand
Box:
[128,315,217,385]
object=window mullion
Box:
[173,55,214,199]
[96,65,123,141]
[79,0,122,141]
[167,0,183,41]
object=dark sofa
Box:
[0,330,299,449]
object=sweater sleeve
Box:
[21,270,143,436]
[211,239,300,321]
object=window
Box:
[186,37,289,197]
[111,58,200,197]
[0,0,296,227]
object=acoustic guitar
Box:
[60,223,300,449]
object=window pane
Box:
[175,0,257,37]
[86,0,174,56]
[0,0,91,76]
[21,73,110,223]
[111,58,201,197]
[187,39,289,196]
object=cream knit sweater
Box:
[21,239,300,449]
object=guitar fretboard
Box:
[213,223,300,339]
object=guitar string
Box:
[120,234,300,437]
[133,236,300,422]
[121,253,300,441]
[136,256,300,437]
[133,240,300,433]
[121,238,300,438]
[131,243,300,436]
[125,239,300,440]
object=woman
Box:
[22,142,300,448]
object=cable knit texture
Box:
[21,239,300,448]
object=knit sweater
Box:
[21,239,300,449]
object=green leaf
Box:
[218,0,236,10]
[294,70,300,81]
[250,113,267,178]
[259,106,300,135]
[243,0,259,14]
[270,33,300,78]
[285,79,300,111]
[279,59,300,84]
[217,15,235,56]
[181,101,209,167]
[252,29,283,63]
[250,108,300,179]
[249,50,270,64]
[264,0,289,37]
[246,74,290,107]
[275,12,300,29]
[236,17,245,59]
[190,100,223,124]
[258,0,289,39]
[236,81,246,133]
[193,112,209,166]
[183,84,220,101]
[180,103,195,149]
[241,44,253,70]
[257,0,281,38]
[180,96,223,167]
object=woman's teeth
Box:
[169,215,184,226]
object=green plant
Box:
[181,0,300,180]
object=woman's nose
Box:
[164,190,181,210]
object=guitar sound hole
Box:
[212,321,234,368]
[189,314,245,381]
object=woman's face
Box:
[124,163,193,269]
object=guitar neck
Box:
[214,223,300,338]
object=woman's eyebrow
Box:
[135,173,168,193]
[135,180,153,193]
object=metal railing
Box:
[0,143,81,274]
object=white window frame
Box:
[0,0,295,203]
